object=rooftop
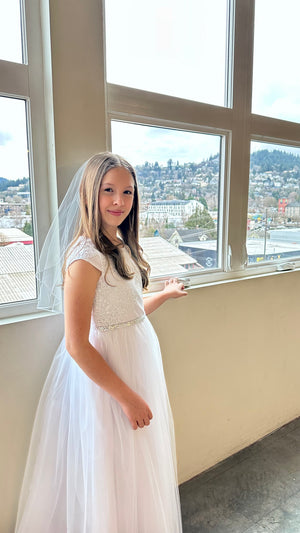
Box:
[140,236,202,276]
[0,244,36,304]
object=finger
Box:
[148,410,153,419]
[143,418,150,426]
[137,419,144,428]
[132,420,138,430]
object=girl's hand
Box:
[120,390,153,430]
[163,278,188,299]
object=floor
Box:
[180,417,300,533]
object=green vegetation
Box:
[184,207,216,238]
[23,221,33,236]
[250,149,300,175]
[0,177,29,192]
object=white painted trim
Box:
[0,0,56,320]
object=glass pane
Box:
[112,121,222,276]
[247,141,300,264]
[105,0,228,106]
[0,96,36,304]
[252,0,300,122]
[0,0,23,63]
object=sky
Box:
[111,121,221,166]
[1,0,300,179]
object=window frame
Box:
[0,0,57,321]
[104,0,300,291]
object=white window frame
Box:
[0,0,57,321]
[104,0,300,291]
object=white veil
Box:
[36,161,88,313]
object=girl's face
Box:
[99,167,135,237]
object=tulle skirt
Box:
[15,317,182,532]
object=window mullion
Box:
[0,60,29,97]
[250,114,300,145]
[107,83,233,133]
[227,0,255,271]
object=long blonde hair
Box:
[63,152,150,288]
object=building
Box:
[140,236,202,277]
[278,198,288,213]
[142,199,202,225]
[0,227,33,245]
[285,202,300,218]
[178,234,300,269]
[0,243,36,304]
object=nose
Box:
[113,193,124,206]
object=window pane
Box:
[0,0,23,63]
[105,0,228,106]
[0,97,36,304]
[112,121,222,276]
[247,141,300,265]
[252,0,300,122]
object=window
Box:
[247,142,300,265]
[0,96,36,305]
[0,0,23,63]
[105,0,229,106]
[104,0,300,288]
[111,121,223,277]
[105,0,233,287]
[0,1,55,318]
[252,0,300,123]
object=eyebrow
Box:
[102,182,134,189]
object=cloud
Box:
[112,121,220,166]
[0,131,12,146]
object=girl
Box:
[15,152,187,533]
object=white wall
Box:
[0,315,63,532]
[2,1,300,531]
[151,272,300,483]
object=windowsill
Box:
[146,261,300,294]
[0,308,61,326]
[2,263,300,326]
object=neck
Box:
[103,229,122,246]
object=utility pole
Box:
[263,208,268,259]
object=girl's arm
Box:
[64,259,152,430]
[143,278,187,316]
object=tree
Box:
[263,196,277,208]
[184,208,217,238]
[199,196,208,209]
[23,221,33,236]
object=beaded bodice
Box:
[66,237,145,331]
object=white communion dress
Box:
[15,236,183,533]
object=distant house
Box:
[278,198,288,214]
[141,199,202,225]
[140,236,202,277]
[0,228,33,245]
[0,243,36,304]
[166,228,209,248]
[285,202,300,218]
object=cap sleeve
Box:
[65,237,107,273]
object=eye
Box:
[103,187,113,193]
[124,190,133,195]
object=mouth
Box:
[107,210,124,216]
